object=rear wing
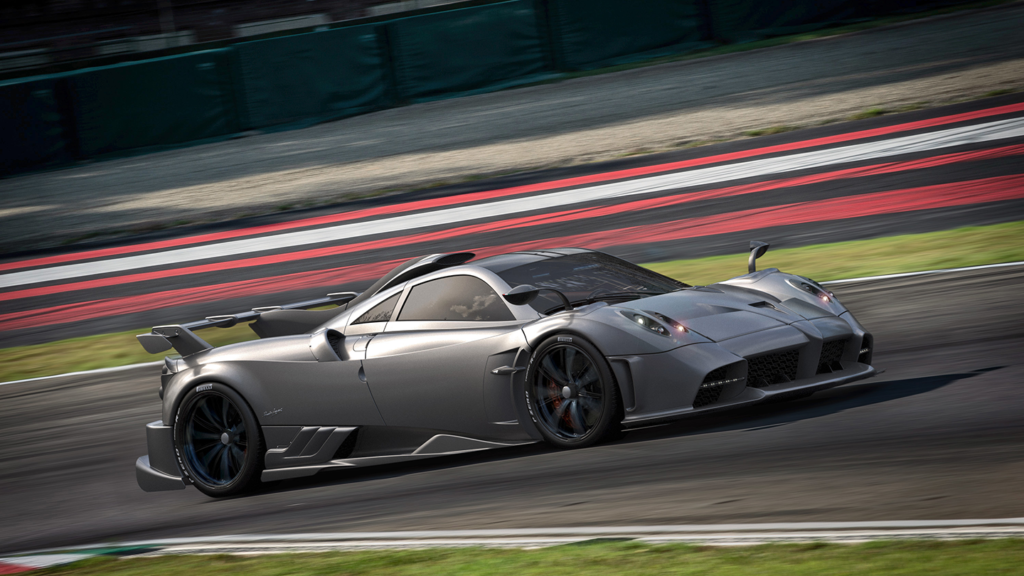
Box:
[136,292,357,356]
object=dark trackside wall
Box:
[0,0,982,177]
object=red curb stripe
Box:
[3,102,1023,274]
[4,143,1022,303]
[2,174,1022,332]
[0,260,405,333]
[478,174,1024,256]
[0,563,35,574]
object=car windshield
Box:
[494,252,688,313]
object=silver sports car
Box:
[136,243,876,497]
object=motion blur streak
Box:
[481,174,1024,256]
[0,260,404,332]
[6,143,1023,303]
[5,114,1024,290]
[2,173,1021,332]
[3,101,1023,275]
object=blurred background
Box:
[1,0,1022,561]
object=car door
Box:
[362,274,530,440]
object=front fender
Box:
[719,269,849,318]
[521,306,708,357]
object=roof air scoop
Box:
[748,241,770,274]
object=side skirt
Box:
[260,433,534,482]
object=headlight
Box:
[620,311,671,336]
[619,311,690,337]
[646,311,688,333]
[787,278,834,303]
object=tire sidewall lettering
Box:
[523,333,620,448]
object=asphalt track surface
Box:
[3,94,1024,347]
[1,265,1022,555]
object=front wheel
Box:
[524,334,622,449]
[173,383,263,497]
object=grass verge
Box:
[39,539,1024,576]
[3,221,1023,384]
[645,220,1024,286]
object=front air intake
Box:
[747,349,800,388]
[816,338,848,374]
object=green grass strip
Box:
[3,221,1023,384]
[39,540,1024,576]
[645,220,1024,286]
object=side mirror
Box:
[748,241,770,273]
[503,285,574,312]
[503,284,540,306]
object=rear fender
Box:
[163,360,386,428]
[161,362,265,426]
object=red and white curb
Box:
[4,519,1023,567]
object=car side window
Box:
[352,293,400,324]
[397,276,514,322]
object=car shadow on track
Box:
[254,367,998,497]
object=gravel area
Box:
[2,3,1023,252]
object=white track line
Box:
[12,519,1024,556]
[820,260,1024,284]
[0,361,162,387]
[2,260,1022,387]
[4,116,1024,289]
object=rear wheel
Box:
[173,383,263,497]
[524,334,622,449]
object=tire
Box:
[173,382,264,497]
[524,334,622,449]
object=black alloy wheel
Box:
[525,334,621,448]
[174,383,262,497]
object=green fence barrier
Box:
[544,0,710,70]
[4,0,984,176]
[874,0,974,14]
[233,25,392,131]
[707,0,866,43]
[68,49,240,157]
[707,0,972,43]
[387,0,551,102]
[0,75,73,175]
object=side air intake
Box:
[694,367,728,408]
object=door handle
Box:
[491,366,526,375]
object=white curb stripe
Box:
[136,528,1024,554]
[820,260,1024,284]
[0,361,162,387]
[4,116,1023,289]
[0,554,96,569]
[13,519,1024,557]
[2,260,1022,387]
